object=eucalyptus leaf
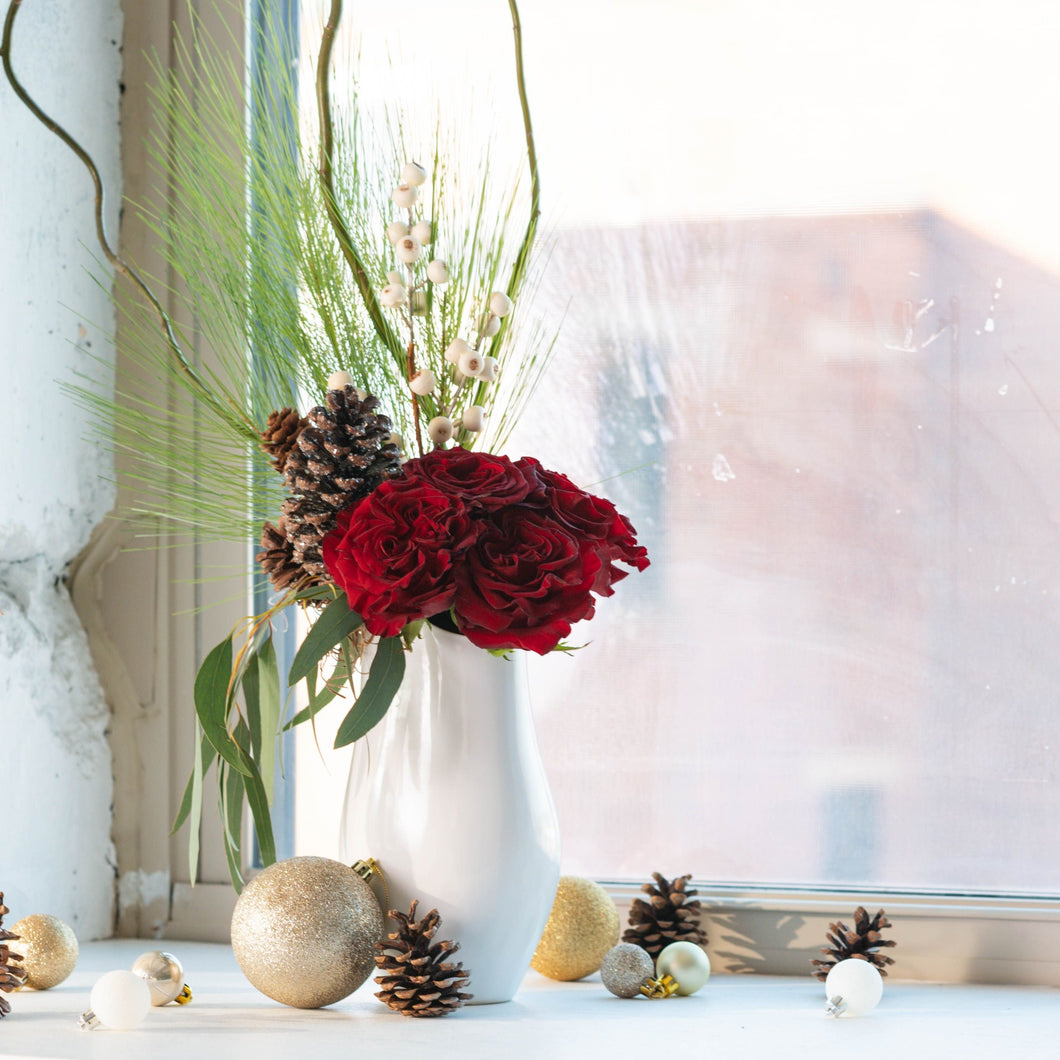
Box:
[287,592,363,685]
[334,636,405,748]
[171,731,217,836]
[255,636,281,800]
[193,635,252,777]
[220,763,246,893]
[283,647,353,731]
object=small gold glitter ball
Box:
[11,914,79,990]
[531,875,619,981]
[231,856,383,1008]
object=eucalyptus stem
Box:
[315,0,405,373]
[0,0,258,441]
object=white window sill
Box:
[2,939,1055,1059]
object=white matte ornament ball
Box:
[411,220,433,244]
[600,943,655,998]
[409,369,437,395]
[386,269,404,286]
[386,221,409,244]
[392,183,418,208]
[427,416,454,445]
[824,959,883,1018]
[482,314,501,337]
[395,235,422,265]
[380,283,408,307]
[84,970,151,1030]
[401,161,427,186]
[427,259,450,285]
[656,941,711,996]
[461,405,488,433]
[488,291,513,317]
[458,349,484,377]
[478,355,500,382]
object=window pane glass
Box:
[297,0,1060,894]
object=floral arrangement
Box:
[323,447,647,654]
[1,0,647,886]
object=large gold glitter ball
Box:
[230,856,383,1008]
[11,914,79,990]
[531,875,619,981]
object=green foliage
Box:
[334,636,406,748]
[83,0,547,882]
[75,0,549,547]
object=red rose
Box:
[407,446,537,512]
[322,476,476,637]
[453,504,602,654]
[517,458,650,595]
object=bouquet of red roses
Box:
[323,446,648,655]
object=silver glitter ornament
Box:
[600,942,654,998]
[131,950,192,1005]
[231,856,383,1008]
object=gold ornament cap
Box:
[11,914,79,990]
[640,974,679,999]
[531,876,619,981]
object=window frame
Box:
[80,0,1060,984]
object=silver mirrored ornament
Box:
[131,950,193,1005]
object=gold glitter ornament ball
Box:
[11,914,78,990]
[231,856,383,1008]
[531,876,619,981]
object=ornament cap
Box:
[639,973,679,999]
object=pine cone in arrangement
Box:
[260,407,307,473]
[622,871,708,960]
[0,895,27,1018]
[256,518,308,591]
[811,907,896,981]
[279,386,402,579]
[374,901,472,1017]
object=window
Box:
[285,0,1060,901]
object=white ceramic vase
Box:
[339,622,561,1004]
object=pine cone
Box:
[622,871,708,960]
[261,407,307,473]
[256,518,309,591]
[279,386,401,580]
[0,895,27,1018]
[374,901,472,1017]
[810,907,896,981]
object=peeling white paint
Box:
[0,0,122,939]
[118,869,171,910]
[118,870,171,939]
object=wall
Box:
[0,0,123,937]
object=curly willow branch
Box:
[506,0,540,300]
[1,0,257,440]
[316,0,404,369]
